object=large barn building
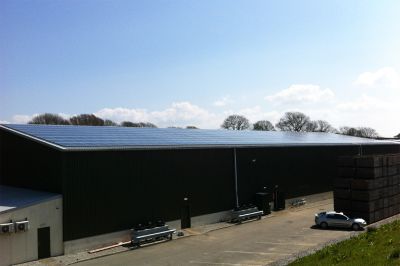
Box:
[1,124,399,263]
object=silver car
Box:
[315,211,367,230]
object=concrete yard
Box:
[73,195,357,266]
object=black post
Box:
[234,148,239,208]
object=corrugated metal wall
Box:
[62,149,235,240]
[61,144,400,241]
[0,130,62,192]
[2,128,400,241]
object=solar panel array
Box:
[1,124,392,150]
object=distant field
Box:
[290,220,400,265]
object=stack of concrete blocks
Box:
[334,153,400,224]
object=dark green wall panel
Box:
[62,149,235,240]
[0,130,62,192]
[1,128,400,241]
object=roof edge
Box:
[0,124,66,151]
[61,141,400,152]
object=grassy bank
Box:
[290,220,400,265]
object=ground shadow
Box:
[310,224,365,232]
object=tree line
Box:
[28,113,158,128]
[221,112,380,139]
[28,112,393,139]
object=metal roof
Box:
[0,124,398,151]
[0,185,61,214]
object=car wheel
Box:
[352,223,360,231]
[320,222,328,229]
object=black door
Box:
[181,203,191,229]
[37,227,51,259]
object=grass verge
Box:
[290,220,400,265]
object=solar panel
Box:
[1,124,396,151]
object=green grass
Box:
[290,220,400,266]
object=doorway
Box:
[37,227,51,259]
[181,203,191,229]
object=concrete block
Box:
[356,167,383,179]
[384,208,390,218]
[392,174,400,185]
[379,188,388,198]
[389,206,395,217]
[394,205,400,214]
[394,194,400,205]
[389,187,396,196]
[351,178,385,190]
[334,198,351,210]
[382,177,389,187]
[388,176,394,186]
[351,179,370,190]
[334,188,351,199]
[387,155,398,166]
[352,190,380,201]
[351,200,376,212]
[387,166,398,176]
[384,198,389,208]
[383,187,390,197]
[356,156,383,168]
[374,209,384,221]
[376,199,384,209]
[375,178,387,188]
[393,186,399,195]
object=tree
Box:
[69,114,104,126]
[275,112,311,132]
[121,121,157,128]
[305,121,318,132]
[340,127,358,136]
[186,126,198,129]
[306,120,336,133]
[357,127,379,138]
[340,126,379,138]
[221,115,250,130]
[253,120,275,131]
[104,119,117,126]
[29,113,70,125]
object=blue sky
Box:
[1,0,400,136]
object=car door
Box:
[333,214,349,227]
[325,214,337,227]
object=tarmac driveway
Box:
[75,197,355,266]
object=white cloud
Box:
[95,108,150,123]
[0,120,10,124]
[265,84,335,105]
[213,96,234,107]
[354,67,400,89]
[9,93,400,137]
[336,95,393,111]
[235,106,281,123]
[12,114,36,124]
[95,102,222,128]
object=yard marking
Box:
[189,261,263,266]
[223,250,292,256]
[256,241,315,246]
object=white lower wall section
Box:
[64,229,131,254]
[62,192,334,255]
[0,197,63,266]
[64,209,231,254]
